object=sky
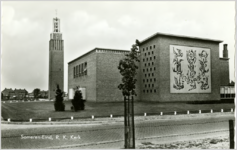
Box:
[1,1,236,93]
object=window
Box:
[152,62,154,65]
[148,52,150,55]
[143,48,145,52]
[148,63,150,66]
[76,66,78,77]
[150,90,152,93]
[150,79,152,82]
[152,73,154,76]
[152,84,154,87]
[150,57,152,60]
[73,67,76,78]
[152,51,154,54]
[143,59,145,62]
[154,67,156,70]
[145,84,147,88]
[154,89,156,93]
[145,53,146,56]
[154,56,156,59]
[78,64,80,76]
[147,58,148,61]
[143,90,145,93]
[84,62,87,75]
[150,68,152,71]
[143,79,145,82]
[149,84,150,87]
[147,68,148,72]
[145,63,146,67]
[143,69,145,72]
[148,73,150,77]
[153,45,155,49]
[154,78,156,81]
[147,90,149,93]
[150,46,152,49]
[146,47,148,50]
[145,74,147,77]
[147,79,149,82]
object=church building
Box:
[48,17,64,99]
[68,32,230,102]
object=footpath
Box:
[1,112,234,126]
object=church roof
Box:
[139,32,223,45]
[68,47,129,64]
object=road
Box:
[1,114,234,149]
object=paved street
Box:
[1,113,234,149]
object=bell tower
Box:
[48,17,64,99]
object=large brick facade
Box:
[68,32,230,102]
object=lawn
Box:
[1,100,235,121]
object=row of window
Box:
[144,61,156,67]
[143,45,156,51]
[143,56,155,62]
[73,62,87,78]
[143,78,156,83]
[144,51,154,57]
[143,67,156,72]
[143,89,157,93]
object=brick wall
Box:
[68,51,97,102]
[139,35,221,102]
[219,59,230,86]
[49,50,64,99]
[96,51,127,102]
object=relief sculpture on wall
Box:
[170,45,211,93]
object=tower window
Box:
[150,57,152,60]
[154,67,156,70]
[153,45,156,49]
[148,52,150,55]
[147,58,148,61]
[145,84,147,88]
[152,51,154,54]
[152,62,154,65]
[143,48,145,52]
[145,53,146,56]
[154,78,156,82]
[147,79,149,82]
[150,46,152,49]
[147,68,148,72]
[154,56,156,59]
[146,47,148,50]
[143,59,145,62]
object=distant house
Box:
[1,88,14,100]
[8,89,28,100]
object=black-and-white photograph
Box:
[1,1,235,149]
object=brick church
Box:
[48,17,231,102]
[67,32,231,102]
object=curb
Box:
[1,112,234,125]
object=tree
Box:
[118,40,140,149]
[33,88,40,100]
